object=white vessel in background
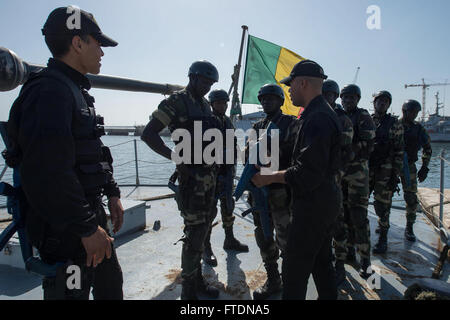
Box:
[424,92,450,142]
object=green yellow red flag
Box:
[242,35,305,116]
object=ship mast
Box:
[434,92,444,116]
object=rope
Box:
[139,193,175,201]
[138,159,172,165]
[107,140,134,148]
[113,160,137,168]
[0,165,8,180]
[115,175,137,181]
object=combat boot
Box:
[335,260,346,286]
[203,231,218,267]
[223,226,249,252]
[359,257,372,279]
[181,275,198,300]
[373,229,388,254]
[196,269,220,299]
[253,264,282,300]
[405,223,416,242]
[346,247,356,264]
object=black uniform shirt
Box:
[284,95,342,200]
[11,58,118,238]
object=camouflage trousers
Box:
[369,163,395,231]
[251,186,291,269]
[400,162,418,225]
[340,160,371,259]
[215,172,236,229]
[177,165,218,279]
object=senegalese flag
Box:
[242,35,305,117]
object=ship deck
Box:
[0,186,449,300]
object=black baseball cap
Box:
[42,6,118,47]
[280,60,327,86]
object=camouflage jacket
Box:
[152,88,214,131]
[151,88,221,167]
[370,113,404,175]
[346,107,376,163]
[334,106,354,174]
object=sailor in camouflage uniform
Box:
[340,84,376,279]
[400,100,432,242]
[141,61,222,300]
[369,91,404,254]
[246,84,297,300]
[201,89,249,267]
[322,80,354,286]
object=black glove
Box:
[418,166,429,183]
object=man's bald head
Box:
[288,76,324,108]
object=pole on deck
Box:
[228,26,248,120]
[439,150,445,228]
[134,139,140,186]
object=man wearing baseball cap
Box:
[251,60,342,300]
[5,6,123,299]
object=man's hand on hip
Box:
[81,226,114,267]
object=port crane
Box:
[405,79,450,122]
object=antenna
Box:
[353,67,360,84]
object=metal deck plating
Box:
[0,186,448,300]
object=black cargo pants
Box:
[40,198,123,300]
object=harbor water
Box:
[1,136,450,206]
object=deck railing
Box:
[0,139,449,231]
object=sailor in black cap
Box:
[251,60,342,300]
[5,6,123,299]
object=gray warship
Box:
[423,92,450,142]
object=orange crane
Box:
[404,79,450,122]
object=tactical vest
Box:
[347,107,373,160]
[404,122,422,163]
[369,114,396,167]
[254,112,295,171]
[347,108,363,146]
[7,68,112,196]
[168,91,221,166]
[215,114,235,167]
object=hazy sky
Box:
[1,0,449,125]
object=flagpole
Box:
[229,25,248,121]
